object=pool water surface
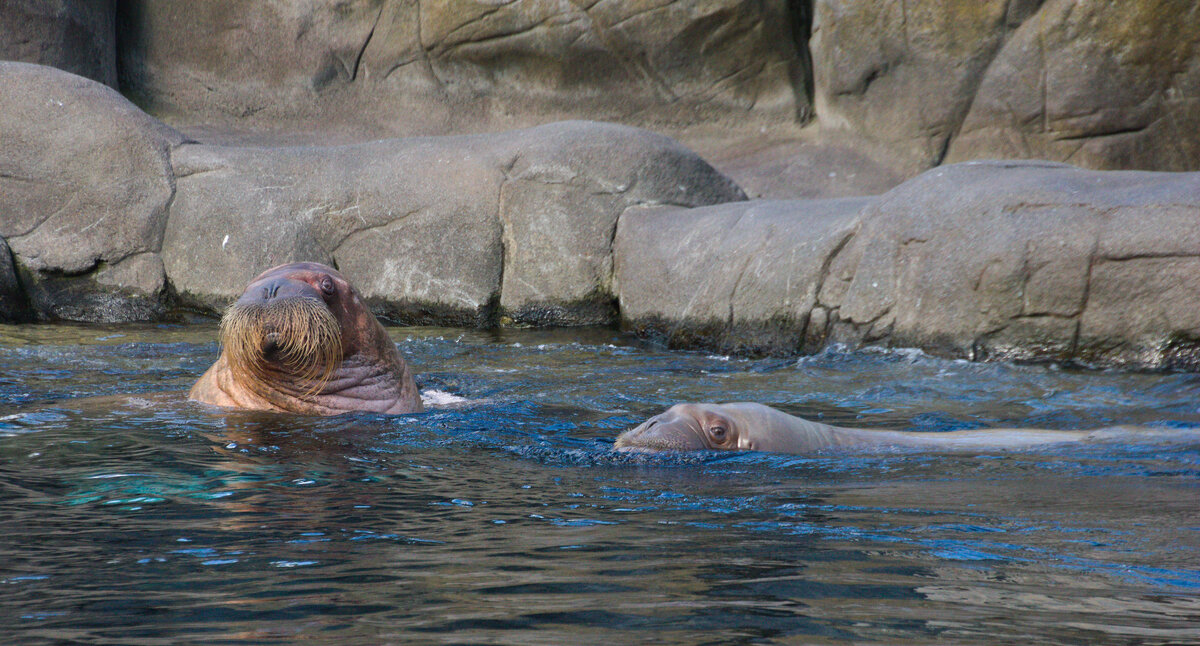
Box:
[0,324,1197,644]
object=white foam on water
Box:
[421,389,471,408]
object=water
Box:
[0,324,1197,645]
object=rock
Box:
[0,63,742,324]
[686,127,910,200]
[617,160,1200,369]
[615,197,869,354]
[162,136,506,325]
[162,121,744,325]
[945,0,1200,172]
[810,0,1200,174]
[0,62,184,321]
[809,0,1041,172]
[822,161,1200,367]
[0,0,117,87]
[0,237,31,323]
[497,122,746,324]
[115,0,809,137]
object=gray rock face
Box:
[5,57,1200,370]
[616,198,869,354]
[163,121,744,325]
[616,161,1200,369]
[945,0,1200,172]
[0,62,183,321]
[809,0,1041,172]
[810,0,1200,174]
[0,0,117,87]
[116,0,808,136]
[0,64,742,325]
[496,122,746,324]
[163,138,505,324]
[10,0,1200,192]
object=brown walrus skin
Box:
[614,402,1153,454]
[189,262,423,415]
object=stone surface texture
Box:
[0,0,117,87]
[0,62,183,321]
[164,120,742,325]
[4,4,1200,369]
[824,162,1200,368]
[0,237,31,322]
[0,63,742,326]
[944,0,1200,172]
[810,0,1200,174]
[617,161,1200,369]
[616,198,868,354]
[116,0,808,136]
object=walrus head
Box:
[190,262,423,415]
[614,403,743,452]
[219,265,347,392]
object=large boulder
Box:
[163,136,504,326]
[162,121,745,325]
[116,0,809,137]
[945,0,1200,172]
[822,161,1200,368]
[0,62,184,322]
[616,197,869,354]
[0,0,117,87]
[616,161,1200,369]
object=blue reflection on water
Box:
[0,325,1198,644]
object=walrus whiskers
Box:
[219,298,343,396]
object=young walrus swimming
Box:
[189,262,422,415]
[614,402,1156,454]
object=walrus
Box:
[614,402,1157,454]
[189,262,423,415]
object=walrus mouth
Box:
[219,297,343,393]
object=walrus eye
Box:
[709,425,728,442]
[319,276,336,296]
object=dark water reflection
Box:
[0,324,1197,644]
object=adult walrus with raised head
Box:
[614,402,1148,454]
[190,262,423,415]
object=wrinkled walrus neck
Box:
[193,351,420,415]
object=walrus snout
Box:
[219,283,344,388]
[614,415,706,452]
[236,276,324,307]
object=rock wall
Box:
[0,62,181,321]
[4,4,1200,370]
[944,0,1200,172]
[163,121,742,325]
[0,0,117,87]
[4,1,1198,177]
[617,161,1200,369]
[108,0,1200,174]
[114,0,808,136]
[810,0,1200,173]
[0,63,743,327]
